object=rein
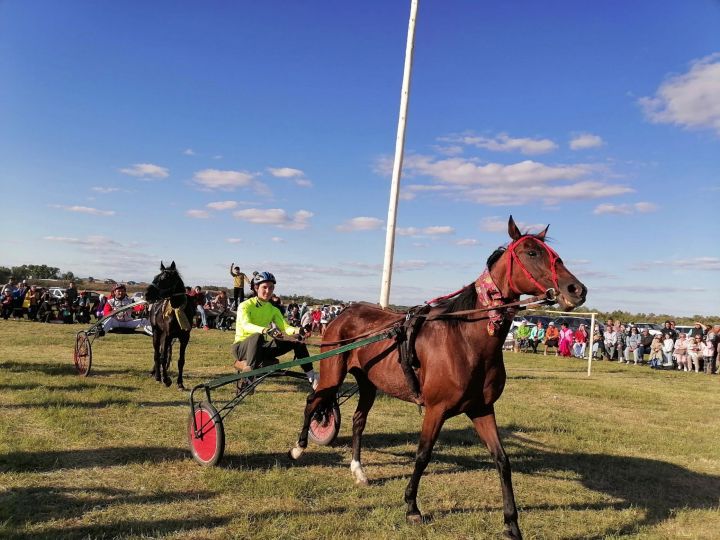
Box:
[505,236,560,296]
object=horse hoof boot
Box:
[163,376,172,387]
[406,512,423,525]
[289,445,304,461]
[177,383,186,391]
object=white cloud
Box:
[397,225,455,236]
[593,202,659,215]
[268,167,304,178]
[639,53,720,135]
[183,148,195,156]
[44,235,121,246]
[455,238,479,246]
[233,208,313,229]
[271,236,285,243]
[480,216,547,234]
[267,166,313,187]
[186,209,210,219]
[206,201,238,211]
[226,238,243,244]
[50,204,115,216]
[336,217,384,232]
[193,168,257,190]
[119,163,169,179]
[91,186,120,193]
[570,133,604,150]
[443,133,558,155]
[630,257,720,272]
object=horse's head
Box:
[493,216,587,311]
[145,261,184,303]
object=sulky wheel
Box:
[308,401,341,446]
[188,401,225,466]
[73,331,92,376]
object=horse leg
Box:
[176,334,188,391]
[289,357,347,460]
[349,369,377,485]
[161,336,173,387]
[152,331,162,382]
[405,405,445,524]
[467,409,522,540]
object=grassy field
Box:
[1,319,719,540]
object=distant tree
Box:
[87,276,95,283]
[0,266,11,284]
[61,271,75,281]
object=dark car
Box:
[552,315,593,330]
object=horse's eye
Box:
[527,250,537,257]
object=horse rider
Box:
[232,271,319,389]
[101,283,152,335]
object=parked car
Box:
[48,287,65,300]
[673,325,695,336]
[630,322,663,336]
[552,315,593,330]
[131,292,145,303]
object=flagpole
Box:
[379,0,419,308]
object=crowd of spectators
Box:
[514,317,718,375]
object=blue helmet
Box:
[252,271,276,286]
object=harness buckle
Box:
[544,288,557,302]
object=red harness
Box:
[505,236,560,296]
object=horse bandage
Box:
[163,298,192,331]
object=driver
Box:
[101,284,152,335]
[232,271,318,389]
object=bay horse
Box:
[144,261,194,390]
[289,216,587,539]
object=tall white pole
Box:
[379,0,419,308]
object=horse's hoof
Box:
[504,524,522,540]
[177,384,186,391]
[163,377,172,387]
[406,512,423,525]
[288,446,303,461]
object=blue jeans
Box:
[196,305,207,327]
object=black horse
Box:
[144,261,195,390]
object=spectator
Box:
[529,321,545,354]
[648,334,664,369]
[624,326,641,364]
[558,322,573,357]
[615,324,627,362]
[96,294,107,320]
[320,306,330,337]
[1,290,13,319]
[687,335,703,373]
[66,281,79,304]
[25,285,39,320]
[311,307,322,335]
[661,320,677,341]
[1,277,16,296]
[300,308,312,335]
[59,291,74,324]
[572,323,588,358]
[603,325,618,361]
[74,291,93,323]
[229,263,248,309]
[701,334,715,375]
[514,320,531,353]
[674,334,689,372]
[190,286,209,330]
[637,329,654,363]
[662,333,675,368]
[13,281,28,319]
[591,327,604,359]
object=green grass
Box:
[1,319,719,539]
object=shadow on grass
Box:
[0,360,77,377]
[0,445,188,473]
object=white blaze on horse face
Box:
[350,459,368,485]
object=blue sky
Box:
[1,1,719,316]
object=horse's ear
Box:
[536,224,550,241]
[508,215,522,241]
[160,261,165,271]
[169,261,176,271]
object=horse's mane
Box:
[436,284,477,315]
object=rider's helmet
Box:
[112,283,127,294]
[252,271,276,287]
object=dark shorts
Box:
[545,338,559,347]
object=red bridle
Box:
[505,236,560,297]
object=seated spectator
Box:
[311,307,322,335]
[636,329,654,363]
[544,322,560,355]
[661,320,677,341]
[514,320,531,353]
[13,281,28,319]
[59,292,74,324]
[36,290,57,323]
[206,290,229,329]
[689,322,706,340]
[603,325,618,361]
[96,294,107,320]
[300,308,313,335]
[674,334,689,372]
[591,328,603,359]
[101,284,152,335]
[623,326,641,364]
[529,321,545,354]
[558,322,573,357]
[615,324,627,362]
[74,291,93,324]
[648,334,664,369]
[572,324,588,358]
